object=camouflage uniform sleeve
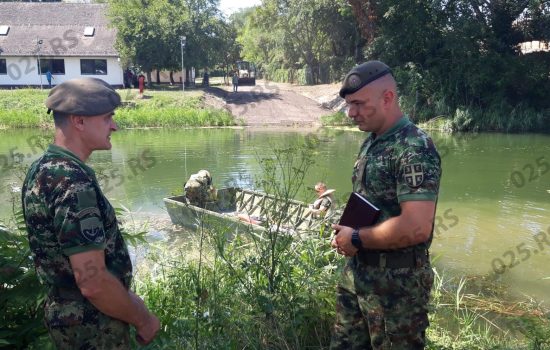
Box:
[320,197,332,210]
[396,144,441,203]
[48,167,107,256]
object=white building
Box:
[519,40,550,54]
[0,3,124,88]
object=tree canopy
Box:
[107,0,239,79]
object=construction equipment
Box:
[236,60,256,85]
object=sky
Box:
[219,0,261,16]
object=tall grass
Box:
[0,89,235,129]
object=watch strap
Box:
[351,228,362,250]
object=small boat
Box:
[163,187,331,236]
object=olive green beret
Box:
[46,77,121,116]
[339,61,392,98]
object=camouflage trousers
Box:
[330,257,434,350]
[45,298,130,350]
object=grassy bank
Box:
[321,108,550,135]
[0,88,235,129]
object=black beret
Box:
[339,61,392,98]
[46,77,121,116]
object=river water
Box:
[1,127,548,304]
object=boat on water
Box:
[163,187,333,236]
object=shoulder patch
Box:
[404,163,424,187]
[79,216,105,243]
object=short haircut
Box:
[52,111,69,127]
[315,182,327,191]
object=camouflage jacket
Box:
[21,144,132,326]
[312,196,332,211]
[352,116,441,252]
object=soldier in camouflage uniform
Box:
[330,61,441,349]
[21,78,160,349]
[184,169,217,207]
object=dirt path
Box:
[205,80,341,126]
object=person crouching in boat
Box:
[309,182,335,218]
[184,170,217,207]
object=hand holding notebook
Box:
[338,192,381,228]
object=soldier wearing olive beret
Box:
[22,78,160,348]
[46,77,121,116]
[330,61,441,349]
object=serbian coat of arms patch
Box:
[404,163,424,187]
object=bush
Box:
[321,111,353,127]
[0,213,49,349]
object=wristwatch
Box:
[351,229,362,250]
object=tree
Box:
[108,0,175,84]
[363,0,550,130]
[108,0,231,85]
[236,0,360,83]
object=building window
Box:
[80,59,107,75]
[39,59,65,74]
[0,59,6,74]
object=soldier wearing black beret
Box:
[22,78,160,348]
[330,61,442,349]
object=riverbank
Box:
[0,88,235,129]
[4,82,548,133]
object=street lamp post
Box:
[36,38,43,90]
[180,36,186,92]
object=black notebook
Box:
[338,192,381,228]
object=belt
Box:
[357,248,429,269]
[49,286,85,302]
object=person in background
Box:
[138,74,145,98]
[184,169,217,207]
[203,69,209,87]
[46,69,54,88]
[232,70,239,92]
[309,182,335,218]
[21,78,160,348]
[125,69,134,89]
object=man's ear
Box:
[382,89,395,108]
[69,115,86,131]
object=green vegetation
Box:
[115,90,235,128]
[0,89,51,129]
[0,89,235,129]
[236,0,358,85]
[0,211,47,349]
[321,111,353,127]
[108,0,240,84]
